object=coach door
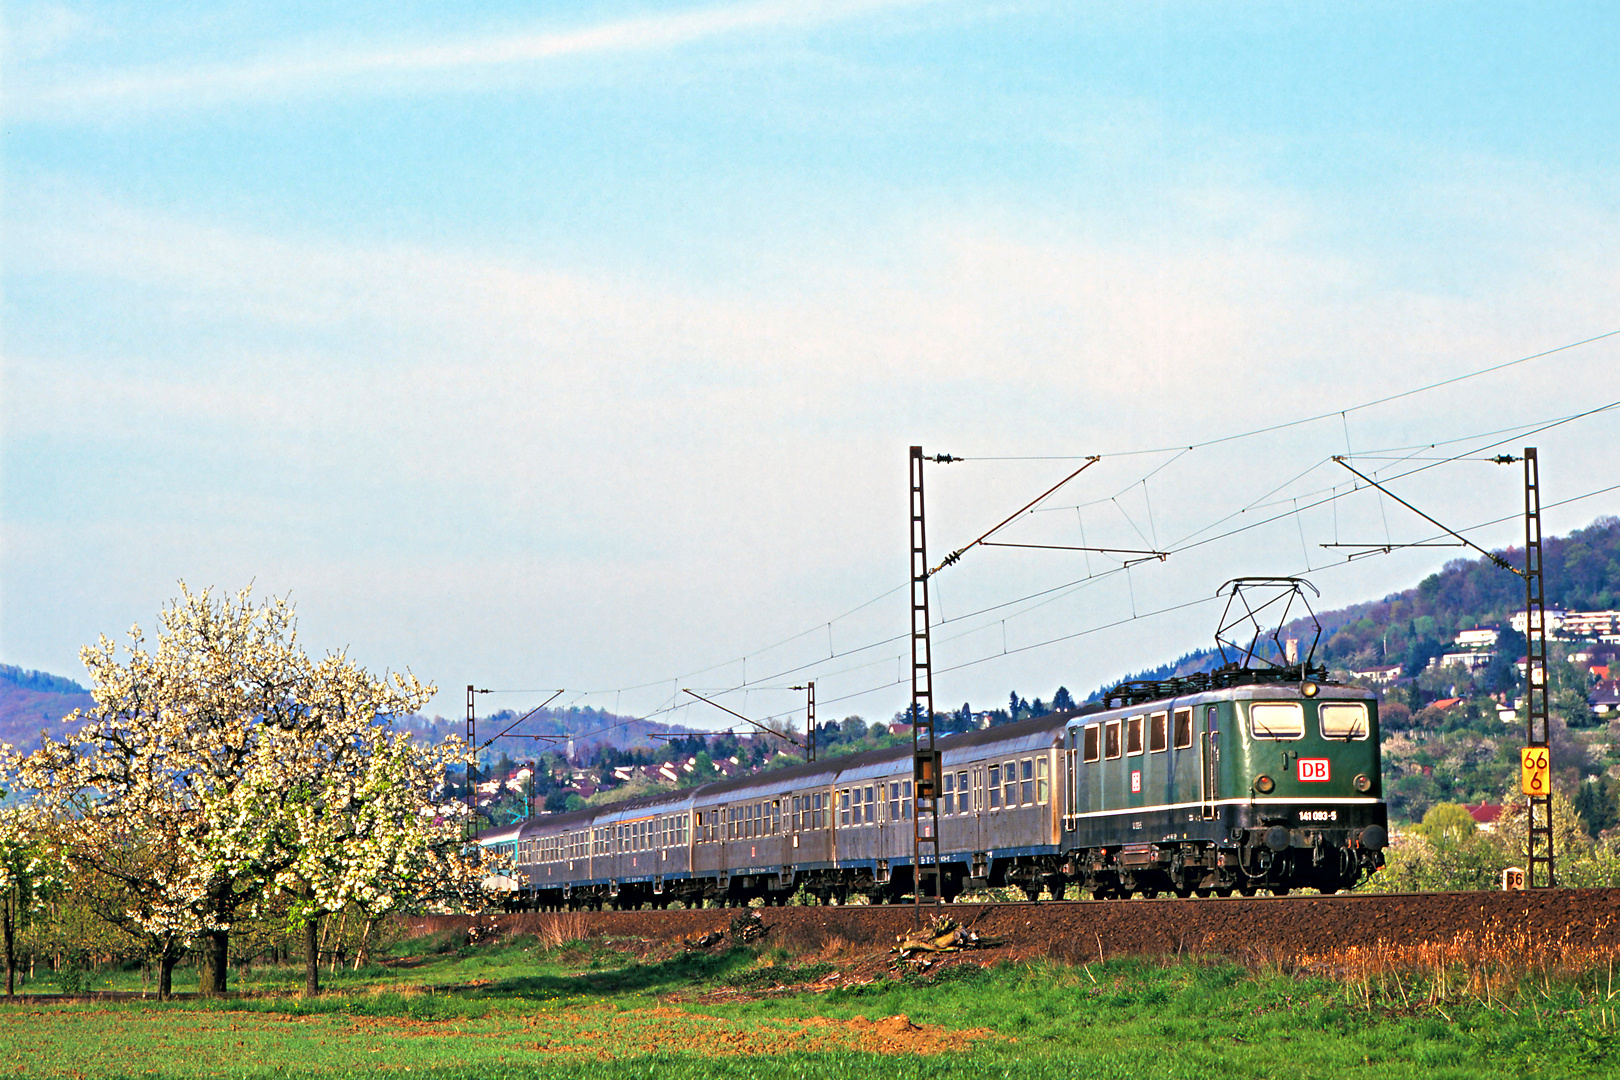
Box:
[1199,705,1218,819]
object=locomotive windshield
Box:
[1249,702,1305,739]
[1319,702,1369,740]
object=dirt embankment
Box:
[413,889,1620,963]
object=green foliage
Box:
[1413,803,1477,844]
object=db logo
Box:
[1298,758,1330,782]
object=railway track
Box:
[417,887,1620,962]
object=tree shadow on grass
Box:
[482,947,759,998]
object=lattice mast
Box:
[909,446,943,923]
[1523,448,1554,887]
[466,685,477,838]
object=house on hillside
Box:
[1512,609,1569,635]
[1464,803,1504,833]
[1455,626,1500,649]
[1511,609,1620,641]
[1430,650,1495,672]
[1592,681,1620,718]
[1350,664,1402,685]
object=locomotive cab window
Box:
[1249,702,1305,739]
[1149,712,1168,753]
[1126,715,1144,756]
[1173,708,1193,749]
[1320,702,1370,740]
[1104,720,1122,760]
[1083,724,1101,763]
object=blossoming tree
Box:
[19,584,479,997]
[0,761,63,996]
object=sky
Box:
[4,0,1619,736]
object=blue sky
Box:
[5,1,1618,730]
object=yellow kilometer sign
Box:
[1521,747,1551,795]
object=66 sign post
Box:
[1521,746,1551,797]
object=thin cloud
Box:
[11,0,933,118]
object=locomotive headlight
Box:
[1354,773,1372,793]
[1302,681,1320,697]
[1255,774,1276,794]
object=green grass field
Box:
[4,932,1617,1079]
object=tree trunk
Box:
[354,916,378,970]
[157,940,177,1001]
[3,894,15,996]
[304,908,320,998]
[197,929,228,996]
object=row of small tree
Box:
[1364,788,1620,893]
[0,586,492,999]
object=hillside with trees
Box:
[0,664,91,751]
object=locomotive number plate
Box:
[1299,810,1338,822]
[1298,758,1330,781]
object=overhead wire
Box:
[515,333,1619,724]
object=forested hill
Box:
[1093,515,1620,694]
[1300,514,1619,674]
[0,664,93,751]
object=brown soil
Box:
[411,888,1620,966]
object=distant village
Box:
[1345,607,1620,723]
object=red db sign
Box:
[1298,758,1330,782]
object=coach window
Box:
[1003,762,1018,807]
[942,773,955,814]
[864,785,877,824]
[1127,716,1144,756]
[1036,758,1049,803]
[1084,724,1101,763]
[840,789,851,826]
[889,781,902,820]
[1250,702,1305,740]
[955,771,968,812]
[984,764,999,809]
[1149,712,1168,753]
[1320,702,1369,740]
[903,780,913,819]
[1020,759,1034,804]
[1105,720,1122,759]
[772,799,782,834]
[1173,708,1193,750]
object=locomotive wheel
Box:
[1174,886,1193,898]
[1214,888,1233,898]
[1194,888,1212,898]
[1141,889,1159,900]
[1271,886,1291,896]
[1237,883,1257,897]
